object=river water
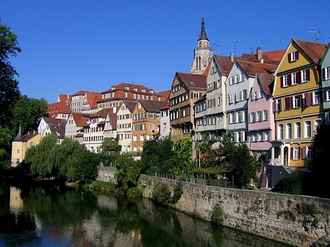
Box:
[0,180,291,247]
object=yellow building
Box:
[271,39,327,171]
[11,127,42,167]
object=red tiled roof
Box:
[158,90,171,100]
[293,39,327,63]
[176,72,207,91]
[102,82,154,94]
[256,73,274,96]
[72,113,88,127]
[84,92,102,109]
[236,60,278,77]
[139,100,168,112]
[214,55,234,76]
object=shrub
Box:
[153,182,171,205]
[172,181,183,204]
[297,202,318,217]
[89,180,116,192]
[211,204,224,225]
[127,187,142,198]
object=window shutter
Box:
[297,71,301,83]
[306,68,310,81]
[285,97,291,110]
[298,94,302,107]
[298,147,301,160]
[288,74,292,86]
[296,51,299,60]
[273,101,276,112]
[290,147,293,159]
[306,92,311,106]
[288,53,292,62]
[281,76,284,87]
[302,146,306,160]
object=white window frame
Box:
[291,72,297,85]
[304,121,312,138]
[301,70,308,83]
[286,123,292,140]
[278,124,283,140]
[294,122,301,139]
[292,147,300,160]
[324,67,330,80]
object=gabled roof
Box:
[49,124,65,139]
[256,73,275,96]
[71,113,88,127]
[13,133,39,142]
[158,90,171,100]
[213,55,234,76]
[102,82,155,94]
[122,100,137,112]
[72,90,91,96]
[138,100,168,112]
[42,117,66,125]
[293,39,327,63]
[84,92,102,109]
[239,49,285,64]
[236,60,278,77]
[176,72,207,91]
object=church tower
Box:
[191,17,213,74]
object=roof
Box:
[158,90,171,100]
[293,39,327,63]
[213,55,234,76]
[71,113,88,127]
[42,117,66,125]
[122,100,137,112]
[256,73,275,96]
[49,124,65,138]
[239,49,285,64]
[236,60,278,77]
[102,82,155,94]
[84,92,102,109]
[176,72,207,91]
[138,100,168,112]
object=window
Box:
[274,99,281,112]
[314,119,322,134]
[234,112,239,123]
[292,95,301,108]
[326,90,330,102]
[289,50,299,62]
[286,123,292,139]
[239,111,245,122]
[263,132,269,141]
[305,121,312,138]
[292,147,300,160]
[282,75,289,87]
[291,72,297,85]
[249,112,255,123]
[278,124,283,140]
[262,110,268,121]
[294,122,301,139]
[302,146,313,160]
[239,131,245,142]
[228,113,233,123]
[256,133,262,142]
[301,69,309,83]
[323,66,330,80]
[256,111,261,122]
[312,91,320,105]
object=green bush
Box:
[211,204,224,225]
[172,181,183,203]
[153,182,171,205]
[297,202,318,216]
[127,187,142,198]
[89,180,116,192]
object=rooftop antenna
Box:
[309,30,321,43]
[213,41,221,55]
[226,39,243,56]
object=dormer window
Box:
[288,51,299,62]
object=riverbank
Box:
[137,174,330,247]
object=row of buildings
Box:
[12,18,330,188]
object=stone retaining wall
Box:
[138,174,330,247]
[97,166,117,183]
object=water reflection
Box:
[0,182,291,247]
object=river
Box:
[0,179,292,247]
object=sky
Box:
[1,0,330,103]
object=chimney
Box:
[257,47,262,61]
[230,53,235,63]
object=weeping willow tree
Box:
[25,135,99,183]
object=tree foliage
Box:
[141,134,175,175]
[172,137,194,178]
[25,135,99,183]
[99,137,121,166]
[114,153,142,193]
[0,22,21,162]
[311,122,330,198]
[12,95,48,134]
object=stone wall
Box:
[97,166,117,183]
[138,174,330,247]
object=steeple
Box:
[13,125,23,141]
[198,17,208,41]
[191,17,213,75]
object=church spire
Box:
[13,125,23,141]
[198,17,208,41]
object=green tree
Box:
[99,137,121,166]
[115,153,142,193]
[25,134,58,177]
[141,134,175,175]
[311,122,330,198]
[12,95,48,134]
[0,22,21,161]
[217,134,260,188]
[172,137,194,178]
